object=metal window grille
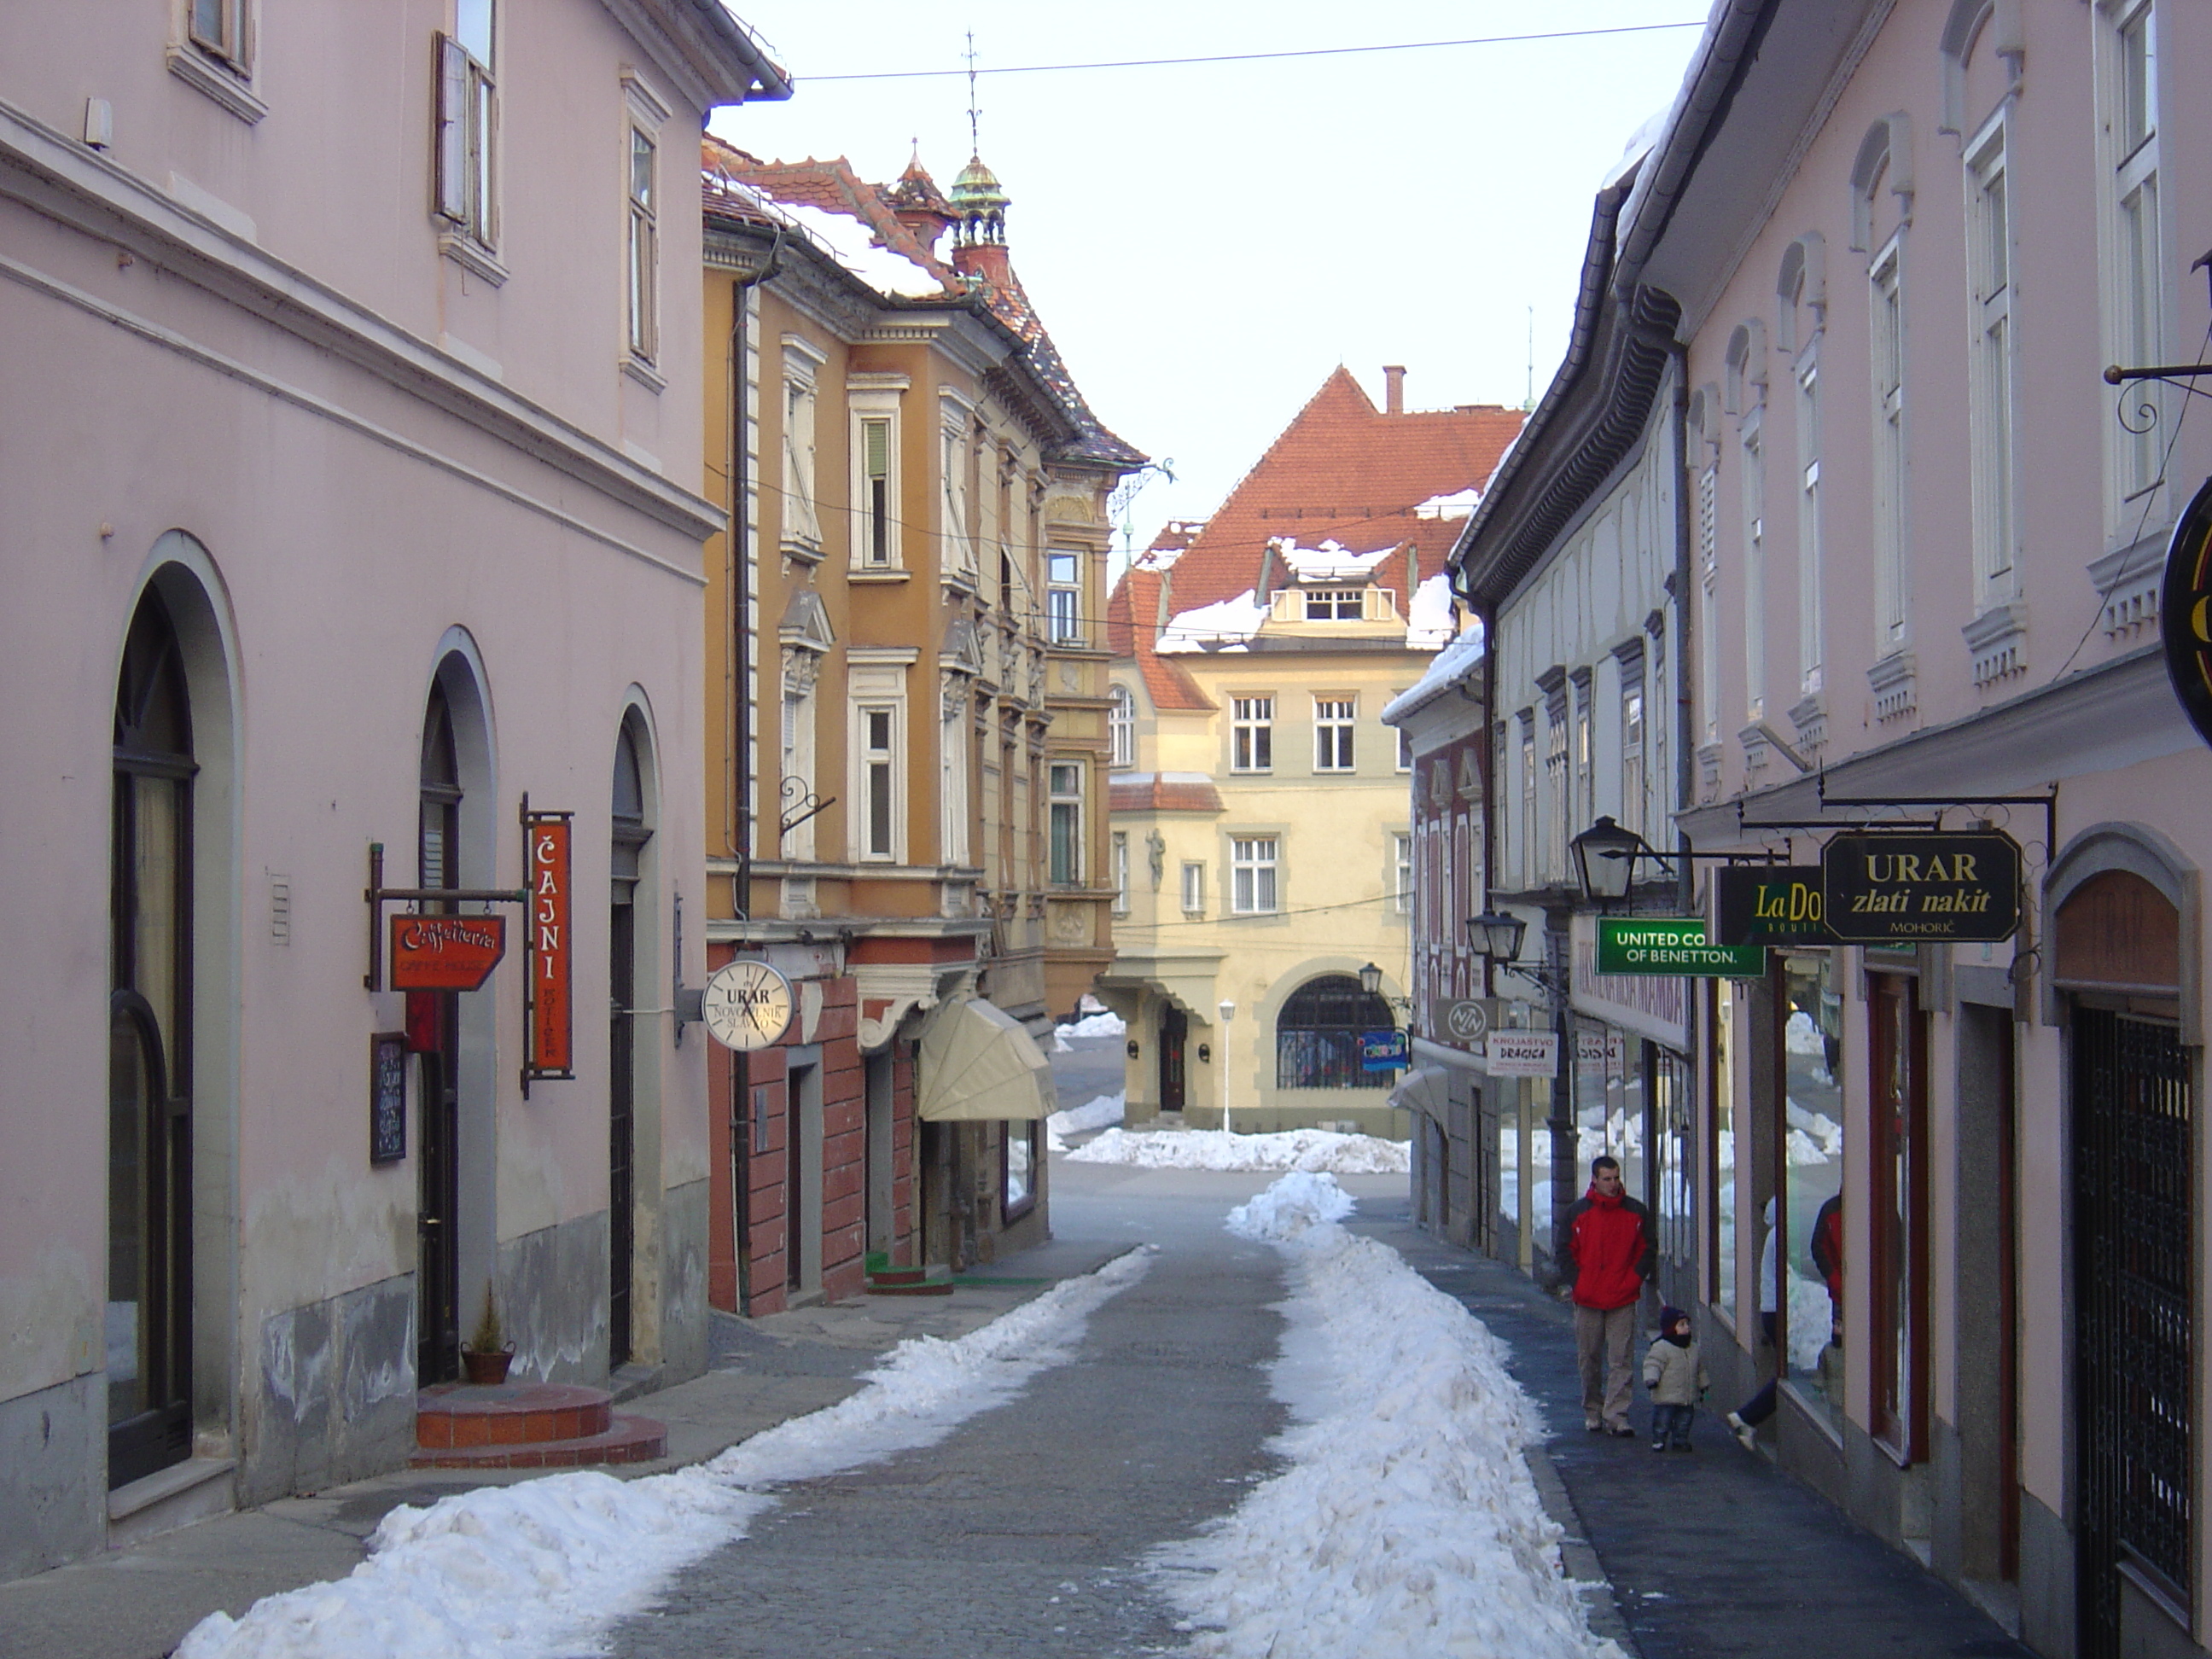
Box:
[2075,1006,2192,1656]
[1275,975,1396,1090]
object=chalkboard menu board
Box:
[370,1033,407,1164]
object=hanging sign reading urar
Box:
[1819,831,2020,944]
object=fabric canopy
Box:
[1385,1065,1449,1118]
[916,997,1057,1121]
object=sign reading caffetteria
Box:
[1596,917,1766,978]
[1819,832,2020,943]
[2164,476,2212,751]
[389,913,507,991]
[1714,865,1832,946]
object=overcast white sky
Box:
[709,3,1707,564]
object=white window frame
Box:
[940,393,976,580]
[434,4,499,260]
[1871,235,1910,651]
[1048,761,1083,887]
[780,655,820,861]
[1305,588,1363,620]
[624,119,660,365]
[940,679,969,867]
[188,0,253,77]
[1111,832,1131,916]
[1545,699,1569,882]
[1313,696,1356,772]
[1231,696,1273,773]
[1046,550,1084,645]
[1231,836,1279,915]
[1697,456,1720,746]
[849,376,908,571]
[1517,714,1538,890]
[1739,407,1767,721]
[1965,117,2018,602]
[847,654,912,863]
[1181,859,1206,915]
[1109,684,1135,770]
[1395,715,1413,772]
[2098,0,2168,529]
[782,337,826,556]
[1394,833,1414,914]
[1620,661,1646,840]
[1794,341,1825,696]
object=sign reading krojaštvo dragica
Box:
[1595,917,1765,977]
[1820,831,2021,944]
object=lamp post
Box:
[1217,998,1236,1136]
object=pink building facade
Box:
[0,0,784,1578]
[1439,3,2212,1655]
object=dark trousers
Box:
[1737,1312,1778,1425]
[1651,1402,1696,1447]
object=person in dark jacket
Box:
[1563,1155,1656,1436]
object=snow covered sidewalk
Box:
[172,1248,1153,1659]
[1067,1125,1410,1175]
[1158,1172,1622,1659]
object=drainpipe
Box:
[726,227,783,1314]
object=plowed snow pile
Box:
[1157,1171,1623,1659]
[174,1249,1154,1659]
[1065,1126,1409,1174]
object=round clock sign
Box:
[2164,477,2212,752]
[701,958,795,1051]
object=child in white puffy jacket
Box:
[1644,1306,1709,1452]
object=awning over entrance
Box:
[917,997,1057,1121]
[1387,1065,1449,1118]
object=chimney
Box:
[1382,364,1406,415]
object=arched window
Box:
[1275,974,1396,1091]
[608,717,653,1368]
[1109,684,1135,770]
[110,589,196,1487]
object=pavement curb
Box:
[1522,1443,1644,1656]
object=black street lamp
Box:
[1464,911,1527,963]
[1569,814,1647,905]
[1357,961,1383,997]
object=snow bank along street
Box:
[1068,1126,1412,1174]
[173,1249,1153,1659]
[1158,1173,1622,1659]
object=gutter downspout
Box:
[726,226,782,1316]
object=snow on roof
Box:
[1414,487,1481,521]
[775,201,945,298]
[1381,614,1487,725]
[1157,588,1268,653]
[1272,538,1397,582]
[1405,572,1458,650]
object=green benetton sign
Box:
[1596,917,1766,978]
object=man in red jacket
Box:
[1563,1155,1656,1436]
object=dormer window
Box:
[1306,588,1364,620]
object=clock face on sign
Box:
[702,958,795,1051]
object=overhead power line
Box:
[801,22,1707,84]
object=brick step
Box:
[864,1266,931,1286]
[866,1275,955,1297]
[410,1413,667,1470]
[415,1381,613,1451]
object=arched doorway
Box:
[416,681,465,1383]
[608,719,652,1367]
[2058,863,2191,1658]
[1274,974,1395,1091]
[109,591,196,1487]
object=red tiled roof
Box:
[1109,776,1225,814]
[1150,367,1523,616]
[703,138,961,288]
[1111,568,1212,711]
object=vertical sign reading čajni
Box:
[526,813,573,1077]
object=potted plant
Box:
[461,1281,515,1385]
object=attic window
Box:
[1305,588,1364,620]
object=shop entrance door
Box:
[416,690,463,1385]
[2074,1006,2192,1657]
[1158,1006,1186,1112]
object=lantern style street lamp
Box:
[1357,961,1383,997]
[1569,814,1645,905]
[1217,998,1236,1137]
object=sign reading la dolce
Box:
[1819,831,2020,944]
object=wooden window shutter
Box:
[434,35,468,222]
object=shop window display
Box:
[1782,952,1844,1429]
[1713,985,1736,1321]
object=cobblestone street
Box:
[611,1165,1297,1658]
